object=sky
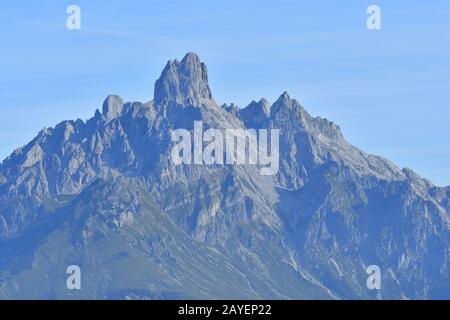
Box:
[0,0,449,186]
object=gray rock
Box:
[102,95,124,119]
[154,52,212,106]
[0,53,448,300]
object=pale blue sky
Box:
[1,1,449,186]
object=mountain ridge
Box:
[0,52,449,299]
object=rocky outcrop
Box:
[154,52,212,106]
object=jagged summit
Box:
[272,91,295,111]
[102,95,124,119]
[154,52,212,107]
[240,99,271,128]
[0,53,449,300]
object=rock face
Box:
[240,99,270,128]
[154,52,212,106]
[0,53,449,299]
[102,95,124,119]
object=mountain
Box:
[0,52,449,299]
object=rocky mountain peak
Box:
[259,98,271,115]
[0,53,449,300]
[240,99,271,128]
[154,52,212,106]
[273,91,293,107]
[269,91,296,116]
[102,95,124,119]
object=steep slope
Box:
[239,90,450,299]
[0,177,329,299]
[0,52,449,299]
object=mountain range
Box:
[0,52,449,299]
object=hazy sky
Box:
[1,0,449,186]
